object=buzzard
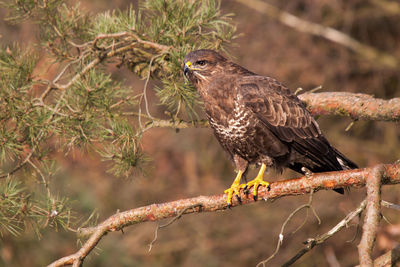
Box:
[183,49,357,205]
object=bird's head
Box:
[183,49,227,85]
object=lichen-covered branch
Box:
[358,165,384,266]
[48,162,400,267]
[299,92,400,121]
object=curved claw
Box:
[245,163,270,201]
[224,183,245,206]
[246,179,270,200]
[224,170,245,206]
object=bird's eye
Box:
[196,60,207,66]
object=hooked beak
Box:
[184,64,190,77]
[183,61,191,77]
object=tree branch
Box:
[299,92,400,122]
[358,165,384,266]
[48,162,400,267]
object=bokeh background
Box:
[1,0,400,266]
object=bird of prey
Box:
[183,49,357,205]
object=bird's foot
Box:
[244,163,270,201]
[244,177,270,201]
[224,171,246,207]
[224,182,246,207]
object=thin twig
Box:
[93,32,131,49]
[381,200,400,211]
[138,56,156,130]
[282,199,368,267]
[130,32,171,51]
[27,159,52,199]
[0,150,34,179]
[256,190,320,266]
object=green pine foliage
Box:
[0,0,236,236]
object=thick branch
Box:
[358,165,384,266]
[48,163,400,267]
[299,92,400,121]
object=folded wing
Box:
[238,76,357,173]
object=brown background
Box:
[1,0,399,266]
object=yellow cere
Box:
[185,61,192,68]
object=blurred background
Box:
[1,0,400,266]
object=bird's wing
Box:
[237,76,342,171]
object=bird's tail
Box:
[332,147,358,170]
[289,146,358,194]
[331,147,358,194]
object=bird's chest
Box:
[208,101,256,143]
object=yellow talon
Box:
[224,170,246,206]
[245,163,270,199]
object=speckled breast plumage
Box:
[208,100,272,165]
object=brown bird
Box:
[183,49,357,205]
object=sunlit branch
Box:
[48,162,400,267]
